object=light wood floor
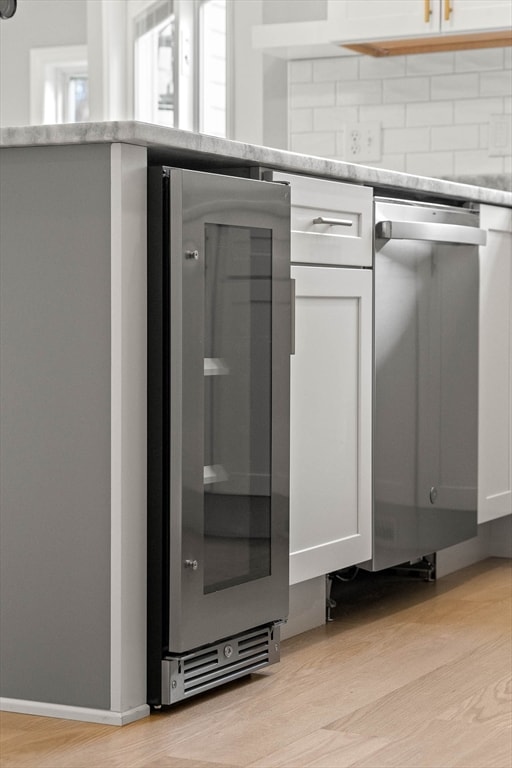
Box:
[1,557,511,768]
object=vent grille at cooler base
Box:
[161,624,281,705]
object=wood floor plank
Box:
[344,720,512,768]
[326,635,511,741]
[390,592,511,631]
[437,667,512,730]
[246,729,390,768]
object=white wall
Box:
[0,0,268,144]
[230,0,263,144]
[0,0,87,127]
[289,47,512,179]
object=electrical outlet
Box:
[488,114,512,157]
[344,122,382,163]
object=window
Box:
[133,0,227,136]
[64,74,89,123]
[134,1,175,126]
[30,45,89,125]
[199,0,226,137]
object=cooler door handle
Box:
[290,279,296,356]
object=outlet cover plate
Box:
[344,122,382,163]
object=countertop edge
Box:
[1,121,511,207]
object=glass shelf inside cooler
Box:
[203,464,228,485]
[204,357,230,376]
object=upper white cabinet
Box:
[253,0,512,59]
[328,0,440,41]
[478,204,512,524]
[328,0,512,42]
[439,0,512,34]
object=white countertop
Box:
[1,121,511,207]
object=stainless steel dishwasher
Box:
[368,197,487,572]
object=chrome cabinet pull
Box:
[312,216,353,227]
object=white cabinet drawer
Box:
[266,172,373,267]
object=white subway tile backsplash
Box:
[359,56,405,80]
[383,77,429,104]
[454,98,504,124]
[288,48,511,178]
[431,125,479,151]
[290,82,336,109]
[406,152,454,177]
[455,48,504,73]
[335,130,346,159]
[379,153,406,173]
[383,127,430,154]
[454,150,504,175]
[290,109,314,134]
[313,57,359,82]
[290,131,336,158]
[359,104,405,127]
[313,106,358,131]
[480,124,489,150]
[289,61,313,84]
[406,52,454,76]
[336,79,382,106]
[406,101,453,127]
[431,73,479,100]
[480,70,512,97]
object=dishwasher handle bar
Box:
[376,219,487,246]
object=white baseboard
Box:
[0,698,150,726]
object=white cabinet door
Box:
[478,205,512,524]
[289,265,372,584]
[254,0,511,57]
[327,0,439,42]
[328,0,511,40]
[443,0,512,33]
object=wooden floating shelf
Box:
[343,29,512,57]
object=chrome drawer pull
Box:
[312,216,353,227]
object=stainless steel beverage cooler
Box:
[147,168,291,706]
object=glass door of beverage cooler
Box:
[166,168,291,653]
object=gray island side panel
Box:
[0,145,112,709]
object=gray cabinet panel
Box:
[0,146,111,708]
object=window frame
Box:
[131,0,229,136]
